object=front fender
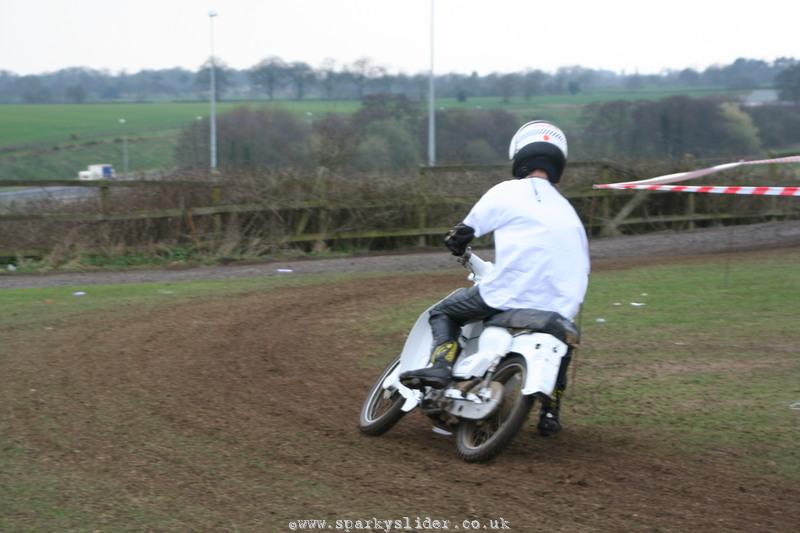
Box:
[382,363,422,412]
[380,292,461,412]
[510,333,569,397]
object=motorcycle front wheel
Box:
[455,354,535,462]
[358,355,406,436]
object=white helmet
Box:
[508,120,568,182]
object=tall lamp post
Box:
[118,118,128,178]
[427,0,436,167]
[208,10,218,172]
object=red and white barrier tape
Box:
[596,183,800,196]
[593,155,800,195]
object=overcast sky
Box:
[0,0,796,76]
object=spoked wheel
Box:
[359,355,406,436]
[456,355,535,462]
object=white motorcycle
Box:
[358,249,580,462]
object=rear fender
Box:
[510,333,569,397]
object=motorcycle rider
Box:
[400,120,590,436]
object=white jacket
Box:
[463,177,590,319]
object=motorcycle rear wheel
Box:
[455,355,534,463]
[358,355,406,436]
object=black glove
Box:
[444,223,475,256]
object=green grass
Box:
[0,88,741,150]
[0,100,358,179]
[0,87,745,179]
[0,100,360,149]
[576,251,800,478]
[365,250,800,480]
[0,271,359,329]
[0,133,178,180]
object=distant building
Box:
[742,89,779,107]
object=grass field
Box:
[0,100,359,180]
[0,100,361,148]
[0,87,745,180]
[0,249,798,530]
[0,271,359,329]
[0,133,177,179]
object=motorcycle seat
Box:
[483,308,580,346]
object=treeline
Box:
[175,95,518,173]
[174,94,800,175]
[580,97,800,158]
[1,56,797,104]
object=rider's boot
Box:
[537,388,563,436]
[399,341,459,390]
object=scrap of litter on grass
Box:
[790,402,800,411]
[641,292,649,296]
[275,268,294,273]
[630,302,646,307]
[6,264,16,271]
[595,318,607,323]
[613,302,622,306]
[72,291,87,297]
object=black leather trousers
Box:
[429,286,500,346]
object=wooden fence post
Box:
[602,190,649,237]
[99,182,110,213]
[313,168,329,253]
[415,170,429,247]
[294,208,312,238]
[600,193,613,235]
[211,183,223,236]
[767,158,778,218]
[686,193,696,230]
[185,208,199,248]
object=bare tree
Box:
[347,57,380,99]
[195,57,232,101]
[286,61,314,100]
[250,56,288,100]
[317,58,338,100]
[522,70,546,100]
[496,73,519,103]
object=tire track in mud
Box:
[3,272,799,531]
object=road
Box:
[0,185,97,209]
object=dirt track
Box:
[2,219,800,289]
[3,247,800,531]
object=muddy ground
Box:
[2,242,800,531]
